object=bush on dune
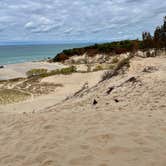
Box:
[59,66,77,74]
[111,57,119,63]
[93,65,103,71]
[101,57,131,81]
[52,16,166,62]
[52,40,141,62]
[26,66,77,78]
[26,68,48,77]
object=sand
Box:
[0,56,166,166]
[0,71,104,113]
[0,61,66,80]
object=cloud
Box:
[0,0,165,42]
[24,16,62,33]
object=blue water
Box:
[0,43,89,65]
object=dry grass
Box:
[0,89,30,105]
[111,57,119,63]
[0,77,64,105]
[101,57,131,81]
[93,65,103,71]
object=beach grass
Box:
[26,66,77,78]
[0,89,30,105]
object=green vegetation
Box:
[111,57,119,63]
[109,64,116,70]
[0,89,30,104]
[52,16,166,63]
[93,65,103,71]
[59,66,77,74]
[53,40,142,62]
[26,66,77,78]
[26,68,48,77]
[142,16,166,49]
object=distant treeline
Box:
[53,16,166,62]
[142,16,166,49]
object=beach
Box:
[0,1,166,165]
[0,55,165,166]
[0,61,66,80]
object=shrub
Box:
[42,66,76,76]
[101,71,114,81]
[59,66,77,74]
[111,57,119,63]
[93,65,103,71]
[26,66,77,78]
[26,68,48,77]
[101,57,131,81]
[52,40,142,62]
[109,64,115,69]
[115,57,130,70]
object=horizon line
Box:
[0,40,105,46]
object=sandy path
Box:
[0,56,166,166]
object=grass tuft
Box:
[101,57,131,81]
[0,89,30,104]
[26,66,77,78]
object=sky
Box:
[0,0,166,44]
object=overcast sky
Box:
[0,0,166,43]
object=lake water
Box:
[0,43,89,65]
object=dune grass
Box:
[101,57,131,81]
[26,66,77,78]
[0,89,30,105]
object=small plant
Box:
[0,89,30,104]
[87,64,91,72]
[93,65,103,71]
[115,57,130,70]
[111,57,119,63]
[101,71,113,81]
[26,66,77,78]
[26,68,48,77]
[109,64,115,70]
[101,57,131,81]
[59,65,77,74]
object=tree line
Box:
[142,16,166,49]
[53,16,166,62]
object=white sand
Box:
[0,56,166,166]
[0,61,66,80]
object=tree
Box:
[142,32,154,48]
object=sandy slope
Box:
[0,71,104,113]
[0,56,166,166]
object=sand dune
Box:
[0,71,104,113]
[0,56,166,166]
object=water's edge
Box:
[0,43,89,65]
